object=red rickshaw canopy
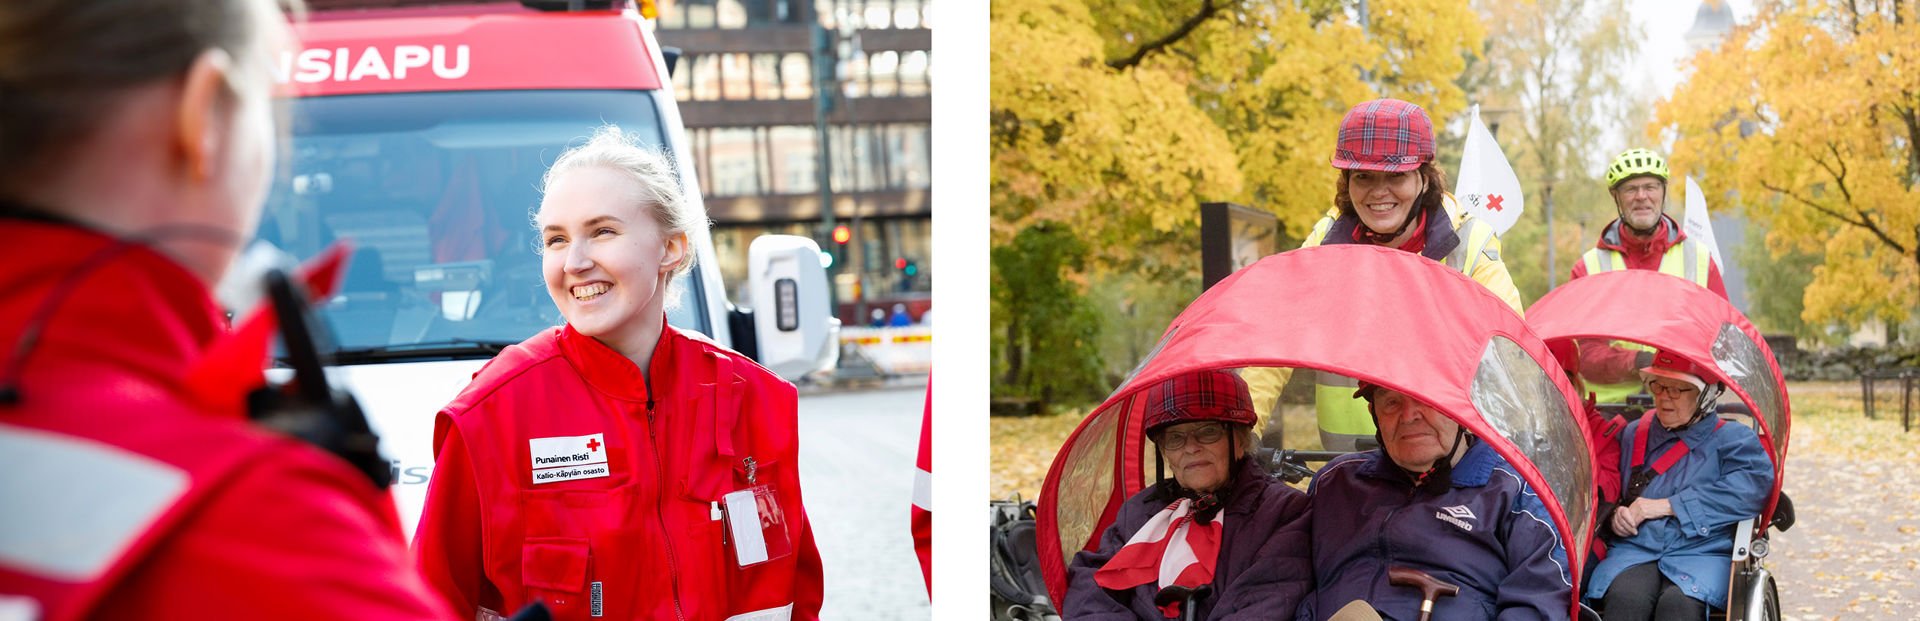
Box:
[1527,269,1792,529]
[1036,245,1595,619]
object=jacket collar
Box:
[0,218,225,403]
[557,317,685,405]
[1357,440,1500,488]
[1322,193,1464,262]
[1597,214,1684,258]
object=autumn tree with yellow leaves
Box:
[1659,0,1920,339]
[991,0,1482,407]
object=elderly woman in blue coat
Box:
[1587,351,1774,620]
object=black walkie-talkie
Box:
[247,268,393,489]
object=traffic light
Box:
[832,224,851,245]
[896,257,918,292]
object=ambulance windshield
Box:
[260,89,706,361]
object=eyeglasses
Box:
[1645,381,1699,398]
[1614,181,1665,196]
[1156,422,1229,451]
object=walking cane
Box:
[1387,566,1459,621]
[1154,584,1213,621]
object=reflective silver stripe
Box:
[1597,250,1617,272]
[0,423,188,581]
[1681,239,1699,283]
[723,604,793,621]
[912,467,932,512]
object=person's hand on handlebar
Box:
[1609,497,1673,537]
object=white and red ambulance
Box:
[266,0,837,537]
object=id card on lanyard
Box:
[722,456,793,567]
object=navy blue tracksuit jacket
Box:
[1300,442,1572,620]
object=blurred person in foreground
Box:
[0,1,452,619]
[1066,369,1312,619]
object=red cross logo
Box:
[586,438,601,452]
[1487,195,1505,212]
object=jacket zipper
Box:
[645,391,688,621]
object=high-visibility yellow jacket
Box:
[1568,215,1722,405]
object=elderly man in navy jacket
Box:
[1300,384,1571,620]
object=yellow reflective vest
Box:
[1242,195,1523,447]
[1575,236,1713,404]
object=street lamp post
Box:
[811,10,839,315]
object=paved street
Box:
[798,383,932,619]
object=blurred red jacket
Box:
[0,219,451,621]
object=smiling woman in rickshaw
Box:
[1585,352,1773,620]
[1063,369,1312,619]
[1036,246,1599,621]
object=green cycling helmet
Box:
[1606,148,1670,188]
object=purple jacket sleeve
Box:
[1211,490,1314,620]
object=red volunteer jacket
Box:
[912,381,932,595]
[414,322,823,621]
[0,219,451,621]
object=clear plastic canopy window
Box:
[1470,336,1593,561]
[1711,323,1788,463]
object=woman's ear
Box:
[173,49,237,182]
[660,231,689,275]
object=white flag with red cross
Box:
[1454,104,1525,235]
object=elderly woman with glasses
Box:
[1585,351,1774,620]
[1064,369,1313,620]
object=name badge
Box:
[529,433,609,485]
[722,484,793,567]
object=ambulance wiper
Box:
[328,338,514,363]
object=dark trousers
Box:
[1601,562,1710,621]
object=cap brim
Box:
[1639,366,1705,392]
[1333,159,1423,173]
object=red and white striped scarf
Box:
[1092,497,1224,618]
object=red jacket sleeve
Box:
[779,439,826,620]
[101,442,455,620]
[913,386,933,596]
[413,415,493,618]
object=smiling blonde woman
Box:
[413,126,823,621]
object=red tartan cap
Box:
[1141,369,1257,435]
[1331,98,1436,172]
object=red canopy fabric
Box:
[1527,269,1791,529]
[1037,245,1593,618]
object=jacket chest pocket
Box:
[680,458,800,616]
[518,486,642,619]
[522,537,595,619]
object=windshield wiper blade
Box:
[325,338,516,363]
